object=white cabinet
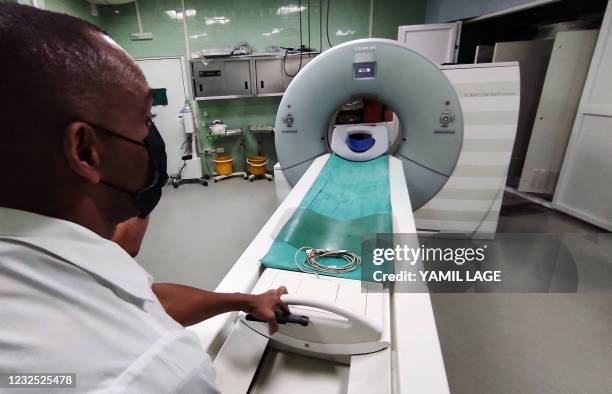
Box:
[519,30,599,194]
[553,1,612,231]
[492,38,555,186]
[397,22,461,64]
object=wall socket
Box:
[131,32,154,41]
[203,147,225,154]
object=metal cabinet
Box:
[191,53,317,100]
[493,39,554,186]
[254,58,283,95]
[518,30,598,195]
[192,58,252,98]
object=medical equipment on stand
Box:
[187,39,520,394]
[210,127,248,182]
[246,125,275,182]
[246,156,273,182]
[172,101,209,188]
[210,119,227,135]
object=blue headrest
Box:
[347,133,376,153]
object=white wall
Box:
[426,0,555,22]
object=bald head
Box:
[0,3,146,143]
[0,4,155,237]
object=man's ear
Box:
[62,122,102,184]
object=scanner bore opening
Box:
[325,95,402,156]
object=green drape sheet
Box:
[260,154,392,279]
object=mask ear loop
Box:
[88,122,148,148]
[89,122,155,197]
[99,180,138,198]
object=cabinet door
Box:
[493,39,555,186]
[518,30,598,195]
[223,60,253,96]
[397,22,462,64]
[255,59,283,95]
[192,60,225,97]
[553,3,612,231]
[192,59,252,98]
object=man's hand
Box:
[246,287,290,335]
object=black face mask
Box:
[89,121,169,218]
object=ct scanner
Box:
[189,39,520,393]
[274,38,463,208]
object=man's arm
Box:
[111,217,289,334]
[152,283,289,334]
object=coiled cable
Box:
[294,246,361,275]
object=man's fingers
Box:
[267,315,279,335]
[273,286,289,315]
[273,287,289,314]
[278,301,290,315]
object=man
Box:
[0,4,286,392]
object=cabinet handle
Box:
[245,81,249,90]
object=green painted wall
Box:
[373,0,426,38]
[98,1,186,58]
[44,0,100,24]
[183,0,370,54]
[29,0,426,170]
[11,0,101,24]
